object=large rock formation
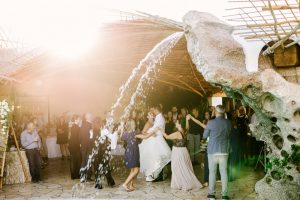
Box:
[183,11,300,200]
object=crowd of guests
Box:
[17,102,261,200]
[120,104,261,200]
[17,112,115,188]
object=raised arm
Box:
[185,115,190,130]
[190,116,207,128]
[141,121,151,134]
[136,127,159,139]
[162,131,180,140]
[203,121,211,139]
[211,107,216,118]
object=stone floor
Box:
[0,155,265,199]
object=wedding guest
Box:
[56,115,69,160]
[228,116,241,181]
[21,122,42,183]
[165,112,173,132]
[171,106,178,123]
[69,115,82,179]
[33,117,48,168]
[79,113,93,181]
[180,107,188,131]
[121,110,140,192]
[188,112,222,184]
[203,105,231,200]
[165,111,175,148]
[209,106,216,119]
[159,104,164,113]
[203,111,211,187]
[136,110,146,132]
[92,116,116,189]
[162,121,203,191]
[236,106,249,164]
[186,107,203,165]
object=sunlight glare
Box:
[44,24,98,60]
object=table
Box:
[3,151,31,184]
[46,136,62,158]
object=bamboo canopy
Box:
[0,12,220,98]
[226,0,300,54]
[0,27,43,85]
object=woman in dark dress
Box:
[165,111,175,148]
[69,115,82,179]
[92,117,115,189]
[236,106,249,164]
[229,118,242,181]
[56,116,69,160]
[121,110,140,192]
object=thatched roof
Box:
[1,13,220,98]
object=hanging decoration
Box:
[0,100,11,136]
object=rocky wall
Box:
[183,11,300,200]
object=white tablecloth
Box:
[46,136,62,158]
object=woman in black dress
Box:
[69,115,81,179]
[121,110,140,192]
[229,117,241,181]
[93,117,115,189]
[165,111,175,148]
[56,116,69,160]
[236,106,249,164]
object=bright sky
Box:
[0,0,261,70]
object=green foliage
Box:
[267,144,300,180]
[290,144,300,166]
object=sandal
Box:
[122,184,133,192]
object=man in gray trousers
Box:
[203,105,231,200]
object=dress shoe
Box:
[108,181,115,187]
[95,184,103,189]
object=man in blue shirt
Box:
[203,105,231,200]
[21,122,42,183]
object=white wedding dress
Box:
[139,113,171,181]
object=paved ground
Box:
[0,155,264,199]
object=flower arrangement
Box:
[0,100,11,136]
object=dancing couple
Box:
[121,105,202,192]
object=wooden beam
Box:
[263,23,300,55]
[244,31,300,39]
[262,5,299,11]
[159,71,204,96]
[268,0,281,41]
[247,19,300,28]
[155,78,201,94]
[188,59,207,95]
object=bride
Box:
[136,105,171,182]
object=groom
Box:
[136,105,171,182]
